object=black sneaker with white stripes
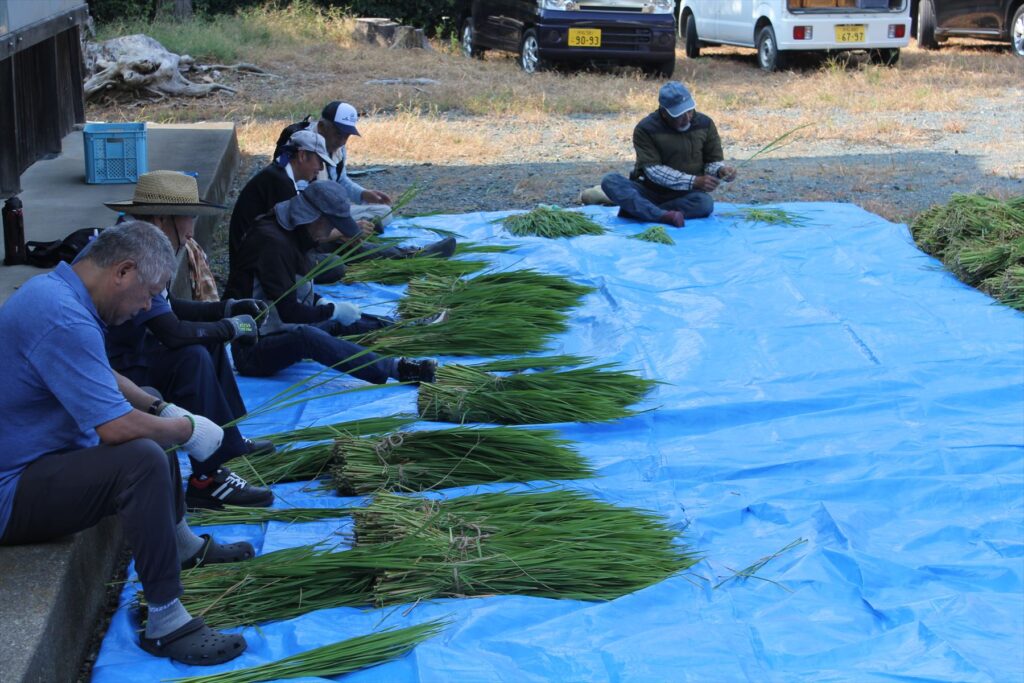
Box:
[186,467,274,510]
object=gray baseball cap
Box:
[659,81,697,118]
[273,180,360,237]
[287,129,334,167]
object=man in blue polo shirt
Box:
[0,221,250,665]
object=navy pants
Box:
[116,342,247,477]
[232,319,397,384]
[601,172,714,222]
[0,439,184,605]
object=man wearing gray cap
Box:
[602,81,737,228]
[224,180,438,384]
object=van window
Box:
[787,0,904,10]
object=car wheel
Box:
[756,25,785,71]
[684,13,701,59]
[461,19,486,59]
[1012,4,1024,57]
[519,29,547,73]
[868,47,900,66]
[916,0,938,49]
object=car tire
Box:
[519,29,548,74]
[1012,4,1024,57]
[461,18,486,59]
[916,0,938,49]
[684,13,701,59]
[868,47,900,66]
[756,25,785,72]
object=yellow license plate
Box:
[568,28,601,47]
[834,24,866,42]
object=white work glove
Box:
[321,296,361,325]
[159,404,223,462]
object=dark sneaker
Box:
[244,438,275,457]
[406,309,449,327]
[412,236,457,259]
[397,358,437,384]
[186,467,274,510]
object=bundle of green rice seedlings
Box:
[342,256,487,285]
[418,363,657,425]
[175,490,694,626]
[329,426,591,495]
[352,490,696,603]
[950,240,1018,286]
[629,226,675,245]
[911,194,1024,259]
[990,265,1024,310]
[497,206,607,238]
[189,505,356,527]
[455,241,519,255]
[169,620,447,683]
[723,207,805,227]
[397,269,594,320]
[231,416,417,484]
[471,355,590,372]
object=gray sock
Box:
[146,598,192,639]
[175,519,205,564]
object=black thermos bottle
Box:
[3,196,26,266]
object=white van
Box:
[678,0,912,70]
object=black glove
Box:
[226,315,259,344]
[225,298,269,320]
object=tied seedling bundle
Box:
[911,194,1024,311]
[497,205,607,238]
[343,256,487,285]
[418,363,657,425]
[170,620,447,683]
[629,226,676,245]
[352,270,594,357]
[174,489,695,627]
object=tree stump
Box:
[353,18,430,49]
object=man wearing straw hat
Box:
[225,180,440,384]
[104,170,275,510]
[601,81,738,228]
[0,220,251,665]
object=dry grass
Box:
[89,6,1023,175]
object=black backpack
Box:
[25,227,103,268]
[272,114,314,159]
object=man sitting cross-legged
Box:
[0,221,253,665]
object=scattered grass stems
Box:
[497,206,607,238]
[723,207,806,227]
[343,256,487,285]
[713,537,807,591]
[190,505,356,526]
[168,619,448,683]
[418,363,657,425]
[470,355,590,372]
[629,226,675,245]
[329,426,591,495]
[172,489,695,626]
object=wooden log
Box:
[353,18,400,47]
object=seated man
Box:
[0,221,252,665]
[602,81,738,228]
[225,180,438,384]
[104,171,274,510]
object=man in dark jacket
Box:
[602,81,738,228]
[225,181,438,384]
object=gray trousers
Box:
[601,173,714,222]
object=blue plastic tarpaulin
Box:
[91,203,1024,682]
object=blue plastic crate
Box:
[83,122,148,184]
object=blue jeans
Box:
[601,172,714,222]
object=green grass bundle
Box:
[190,505,355,526]
[170,620,447,683]
[232,416,416,484]
[455,241,519,255]
[723,207,806,227]
[329,426,591,495]
[471,355,590,372]
[174,489,695,626]
[629,226,676,245]
[497,206,607,238]
[951,240,1022,286]
[911,194,1024,259]
[343,256,487,285]
[418,363,657,425]
[985,265,1024,309]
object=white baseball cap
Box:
[322,101,360,137]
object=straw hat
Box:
[105,170,226,216]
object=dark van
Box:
[913,0,1024,56]
[459,0,678,75]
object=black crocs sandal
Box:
[139,617,246,665]
[181,534,255,569]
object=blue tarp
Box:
[91,203,1024,682]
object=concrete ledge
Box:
[0,517,123,683]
